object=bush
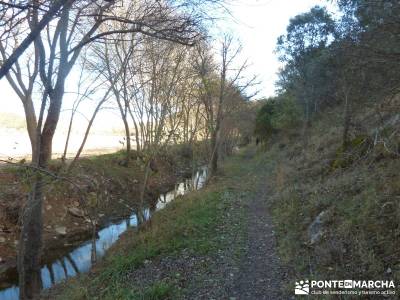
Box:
[254,93,302,143]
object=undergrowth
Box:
[265,106,400,297]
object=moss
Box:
[330,135,373,170]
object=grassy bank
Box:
[42,148,272,299]
[0,143,204,283]
[50,189,224,299]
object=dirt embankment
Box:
[0,146,199,285]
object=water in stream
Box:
[0,166,208,300]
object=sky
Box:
[0,0,335,124]
[219,0,336,98]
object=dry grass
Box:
[263,104,400,296]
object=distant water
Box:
[0,131,123,160]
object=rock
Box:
[68,207,85,218]
[46,205,52,210]
[308,210,332,245]
[72,201,80,207]
[0,236,5,243]
[55,226,67,235]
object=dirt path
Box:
[231,176,284,299]
[124,148,287,299]
[227,148,284,299]
[184,148,286,299]
[41,147,287,300]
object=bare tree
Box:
[96,31,138,165]
[0,0,223,298]
[61,53,106,163]
[196,36,257,175]
[0,0,69,79]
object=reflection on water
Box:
[0,166,208,300]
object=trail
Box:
[129,147,287,299]
[230,148,284,299]
[40,146,287,300]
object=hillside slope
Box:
[264,104,400,297]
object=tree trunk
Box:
[342,90,352,149]
[128,105,141,151]
[138,160,151,225]
[18,177,44,299]
[115,96,131,166]
[23,100,38,163]
[210,128,219,175]
[18,129,54,299]
[19,88,59,299]
[133,120,140,152]
[39,131,53,164]
[62,110,75,163]
[302,93,311,148]
[91,222,97,264]
[122,117,131,165]
[69,93,110,170]
[210,89,223,176]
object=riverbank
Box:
[0,144,205,291]
[41,147,285,299]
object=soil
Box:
[0,152,194,288]
[230,180,284,299]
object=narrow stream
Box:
[0,166,208,300]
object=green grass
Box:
[49,147,259,300]
[99,281,175,300]
[57,189,223,299]
[58,280,175,300]
[55,187,214,298]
